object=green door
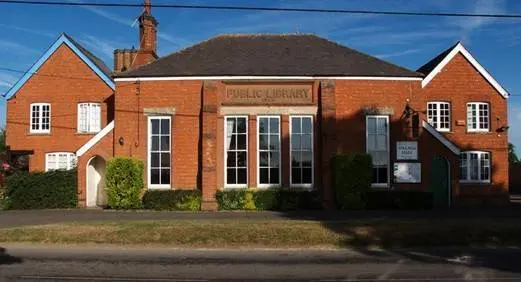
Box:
[429,156,450,208]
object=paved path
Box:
[2,208,521,228]
[2,245,521,281]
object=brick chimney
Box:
[114,0,158,73]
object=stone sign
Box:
[224,84,312,105]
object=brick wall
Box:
[6,44,114,172]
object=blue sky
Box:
[0,0,520,150]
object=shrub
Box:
[252,189,279,210]
[5,169,77,210]
[105,157,144,209]
[366,191,433,210]
[142,190,201,211]
[332,153,372,210]
[217,189,321,211]
[215,189,247,210]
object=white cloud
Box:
[0,40,40,55]
[0,72,20,88]
[68,0,134,27]
[79,35,125,60]
[0,23,55,38]
[375,48,423,59]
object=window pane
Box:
[237,168,247,184]
[259,152,269,167]
[151,169,160,184]
[259,134,269,150]
[161,169,170,184]
[291,135,301,150]
[237,151,247,167]
[260,168,269,184]
[227,152,236,167]
[292,152,301,167]
[270,168,280,184]
[470,154,479,180]
[227,169,236,184]
[301,134,312,150]
[292,118,301,134]
[269,135,279,150]
[151,119,160,134]
[160,136,169,151]
[270,152,280,167]
[160,153,170,168]
[292,168,302,184]
[160,119,170,135]
[377,167,388,183]
[270,118,279,134]
[302,118,312,134]
[151,136,159,151]
[367,117,376,134]
[259,118,268,134]
[237,118,247,133]
[151,153,160,167]
[302,168,312,184]
[301,152,312,167]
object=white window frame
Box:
[30,103,51,134]
[147,116,172,190]
[224,115,249,189]
[289,115,314,189]
[77,103,101,133]
[366,115,390,188]
[427,101,451,132]
[467,102,490,132]
[257,116,281,188]
[459,151,491,183]
[45,152,77,171]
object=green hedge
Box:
[142,190,201,211]
[367,191,433,210]
[105,157,144,209]
[216,189,321,211]
[4,169,77,210]
[332,153,373,210]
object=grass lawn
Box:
[1,218,521,248]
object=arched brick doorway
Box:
[86,156,107,208]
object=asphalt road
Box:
[2,245,521,281]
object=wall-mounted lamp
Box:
[118,137,125,146]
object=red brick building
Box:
[5,1,509,209]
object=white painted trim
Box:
[45,152,76,172]
[289,115,314,189]
[421,43,508,98]
[426,101,451,132]
[257,116,282,189]
[422,120,460,155]
[76,121,114,157]
[115,76,423,82]
[365,115,391,188]
[466,102,490,132]
[459,151,491,184]
[224,115,249,189]
[29,103,51,134]
[147,116,172,190]
[220,106,317,116]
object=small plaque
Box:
[394,163,421,183]
[396,141,418,160]
[456,120,466,126]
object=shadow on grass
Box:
[0,247,22,265]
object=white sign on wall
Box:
[394,163,421,183]
[396,141,418,160]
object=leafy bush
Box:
[142,190,201,211]
[366,191,433,210]
[332,153,372,210]
[105,157,144,209]
[0,187,10,210]
[217,189,321,211]
[5,169,77,210]
[215,189,247,210]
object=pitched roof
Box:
[4,33,114,100]
[63,33,112,79]
[416,42,459,75]
[115,34,423,78]
[418,42,508,98]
